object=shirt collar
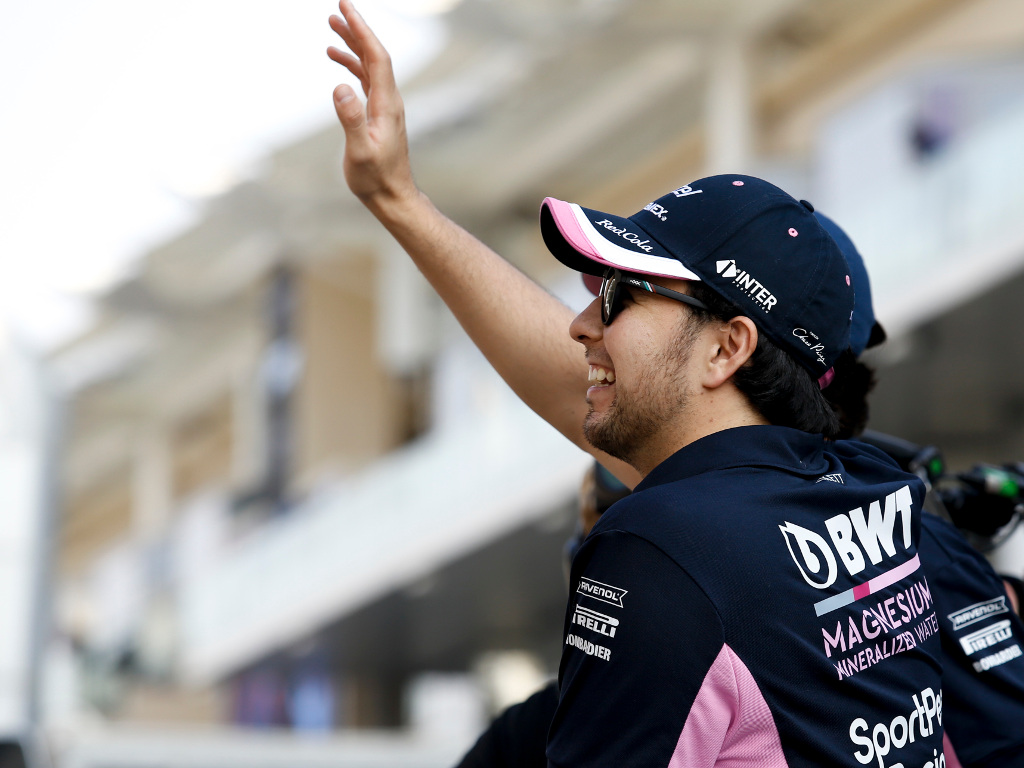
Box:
[635,425,829,492]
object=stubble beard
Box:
[583,315,701,468]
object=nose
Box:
[570,297,604,345]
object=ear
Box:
[702,316,758,389]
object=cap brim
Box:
[540,198,702,288]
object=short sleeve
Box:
[922,517,1024,768]
[547,530,783,768]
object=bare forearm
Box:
[370,189,591,446]
[327,0,640,487]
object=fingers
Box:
[327,4,391,103]
[328,14,362,59]
[328,0,411,197]
[333,84,370,151]
[334,0,398,103]
[326,46,370,96]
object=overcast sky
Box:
[0,1,442,350]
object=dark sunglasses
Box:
[599,268,709,325]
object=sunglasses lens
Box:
[600,271,619,324]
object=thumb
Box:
[333,84,370,152]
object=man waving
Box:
[328,4,945,765]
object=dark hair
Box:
[687,282,841,439]
[821,350,876,439]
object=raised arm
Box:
[327,1,640,487]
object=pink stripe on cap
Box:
[817,368,835,390]
[544,197,606,263]
[543,197,702,281]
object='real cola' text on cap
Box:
[539,174,855,377]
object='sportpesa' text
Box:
[850,687,943,768]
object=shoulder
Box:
[553,531,732,767]
[829,438,920,482]
[567,529,725,663]
[918,512,966,566]
[918,512,1015,620]
[572,529,720,625]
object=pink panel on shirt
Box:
[668,644,788,768]
[943,732,963,768]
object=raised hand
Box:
[326,1,636,488]
[327,0,417,209]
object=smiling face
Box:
[571,276,706,470]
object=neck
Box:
[630,386,768,478]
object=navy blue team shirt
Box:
[453,522,1024,768]
[920,513,1024,767]
[549,426,946,767]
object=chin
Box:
[583,410,637,465]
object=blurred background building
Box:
[4,0,1024,764]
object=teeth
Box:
[588,365,615,384]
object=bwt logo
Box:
[780,485,914,589]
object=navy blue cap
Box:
[814,212,886,357]
[540,174,855,377]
